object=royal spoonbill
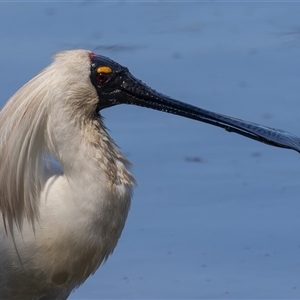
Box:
[0,49,299,299]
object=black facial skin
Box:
[89,52,300,154]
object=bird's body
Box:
[0,49,299,299]
[0,51,134,299]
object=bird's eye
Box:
[96,73,109,84]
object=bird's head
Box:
[85,50,300,153]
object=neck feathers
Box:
[0,68,50,226]
[0,53,136,227]
[0,51,136,228]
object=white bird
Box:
[0,49,299,299]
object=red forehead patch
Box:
[88,52,96,60]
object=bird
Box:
[0,49,299,299]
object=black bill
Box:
[90,53,300,154]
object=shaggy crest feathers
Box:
[0,50,101,226]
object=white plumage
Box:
[0,50,135,299]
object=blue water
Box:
[1,2,300,299]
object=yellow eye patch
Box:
[97,66,112,74]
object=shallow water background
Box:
[1,1,300,299]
